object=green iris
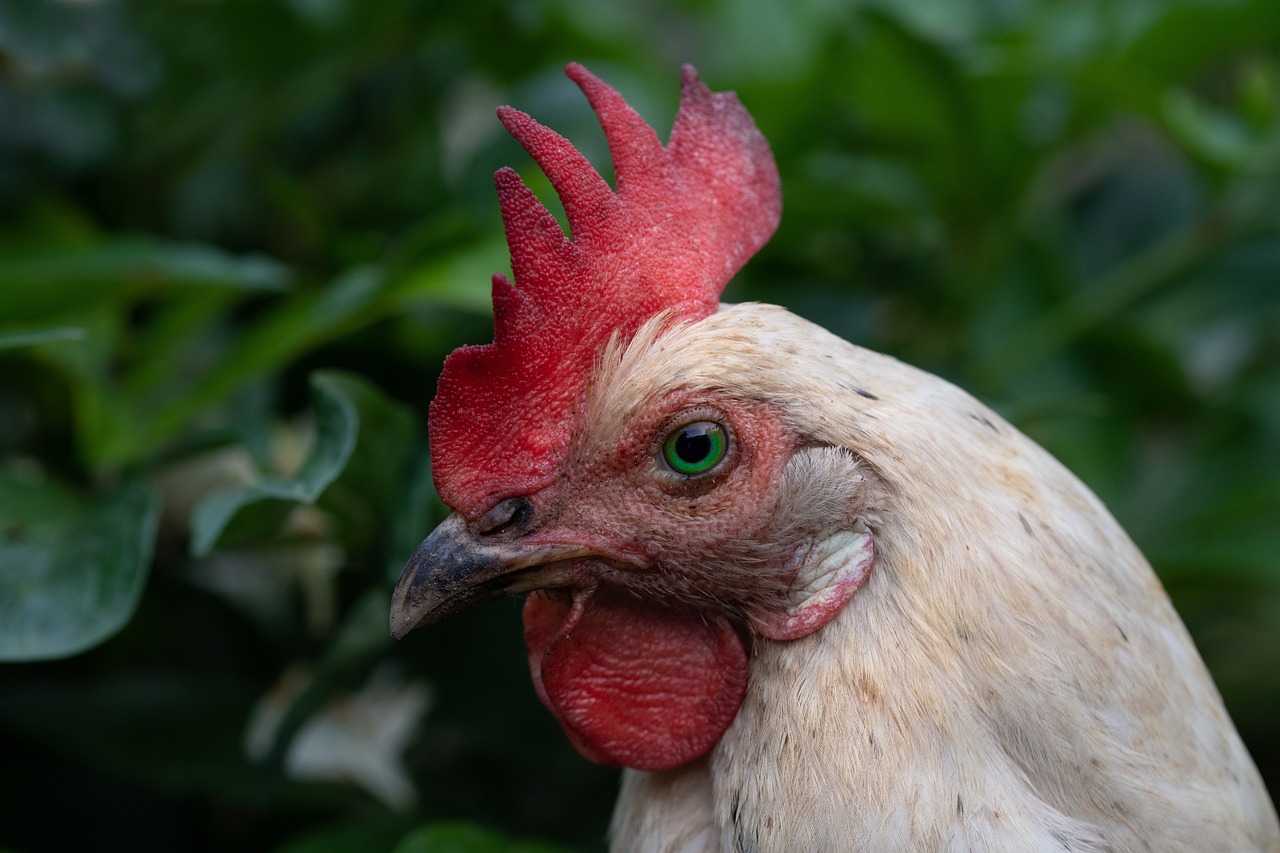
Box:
[662,421,728,476]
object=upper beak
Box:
[389,511,590,639]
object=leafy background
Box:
[1,0,1278,850]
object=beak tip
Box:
[388,509,570,638]
[389,577,431,640]
[389,605,409,639]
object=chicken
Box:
[390,63,1280,851]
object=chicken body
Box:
[587,303,1279,851]
[389,64,1279,852]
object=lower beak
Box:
[389,512,589,639]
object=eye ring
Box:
[660,420,729,476]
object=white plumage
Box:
[596,304,1279,851]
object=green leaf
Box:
[0,326,87,349]
[0,237,291,325]
[189,372,361,556]
[843,9,984,207]
[1163,89,1261,171]
[0,474,159,662]
[390,237,509,315]
[143,266,386,452]
[188,370,417,556]
[393,823,567,853]
[1121,0,1280,85]
[315,371,419,548]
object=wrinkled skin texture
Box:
[524,586,748,771]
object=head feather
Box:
[430,63,781,517]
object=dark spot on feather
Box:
[1018,512,1035,537]
[855,387,878,400]
[956,795,964,816]
[1116,622,1129,642]
[730,796,756,853]
[855,673,882,705]
[1049,829,1071,849]
[970,412,998,431]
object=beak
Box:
[390,511,590,639]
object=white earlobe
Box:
[751,521,874,641]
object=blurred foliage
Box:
[1,0,1278,849]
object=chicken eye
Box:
[661,421,728,476]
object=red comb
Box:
[429,63,781,517]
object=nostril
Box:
[475,495,534,536]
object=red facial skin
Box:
[507,393,818,771]
[420,65,797,773]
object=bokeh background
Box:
[1,0,1278,850]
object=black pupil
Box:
[675,426,713,463]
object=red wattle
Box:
[522,586,748,771]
